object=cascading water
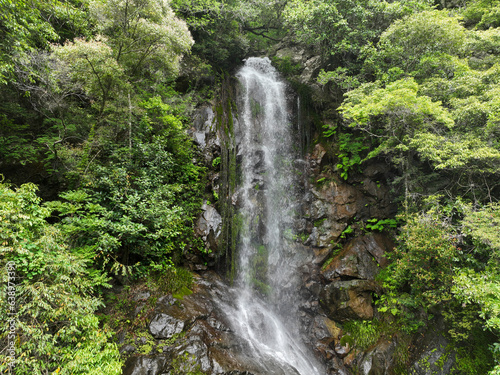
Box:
[223,57,323,375]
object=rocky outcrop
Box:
[300,144,396,252]
[356,340,397,375]
[322,234,393,281]
[273,46,322,85]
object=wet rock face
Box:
[288,141,399,374]
[149,313,185,339]
[300,144,396,252]
[122,355,169,375]
[357,340,396,375]
[411,333,457,375]
[309,233,393,323]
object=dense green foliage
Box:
[0,182,122,374]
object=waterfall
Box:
[224,57,322,375]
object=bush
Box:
[0,182,122,374]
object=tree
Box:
[283,0,433,66]
[0,0,57,84]
[90,0,194,80]
[0,0,93,85]
[52,37,128,120]
[374,10,466,76]
[339,78,454,204]
[46,95,205,277]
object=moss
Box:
[216,74,241,282]
[393,334,412,374]
[321,244,342,270]
[169,352,204,375]
[314,218,326,227]
[342,319,391,351]
[172,285,193,300]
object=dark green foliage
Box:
[47,110,205,277]
[365,218,398,232]
[0,182,122,374]
[335,132,369,180]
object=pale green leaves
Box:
[453,268,500,340]
[452,203,500,374]
[340,76,500,173]
[411,133,500,172]
[462,203,500,252]
[378,10,466,73]
[52,37,126,108]
[170,0,222,31]
[340,78,454,132]
[90,0,193,77]
[283,0,433,59]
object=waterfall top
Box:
[241,57,279,78]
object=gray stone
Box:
[194,131,206,147]
[193,106,214,132]
[301,55,321,82]
[148,313,185,339]
[358,340,396,375]
[195,203,222,251]
[122,355,168,375]
[133,291,151,302]
[317,219,347,247]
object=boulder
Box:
[193,106,214,133]
[149,313,184,339]
[320,280,378,321]
[322,234,394,281]
[357,340,396,375]
[122,355,169,375]
[195,203,222,252]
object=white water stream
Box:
[225,57,323,375]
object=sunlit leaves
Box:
[171,0,222,31]
[463,0,500,29]
[410,133,500,172]
[90,0,193,78]
[52,37,127,116]
[377,212,458,324]
[462,203,500,252]
[283,0,432,58]
[377,10,466,74]
[339,78,454,162]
